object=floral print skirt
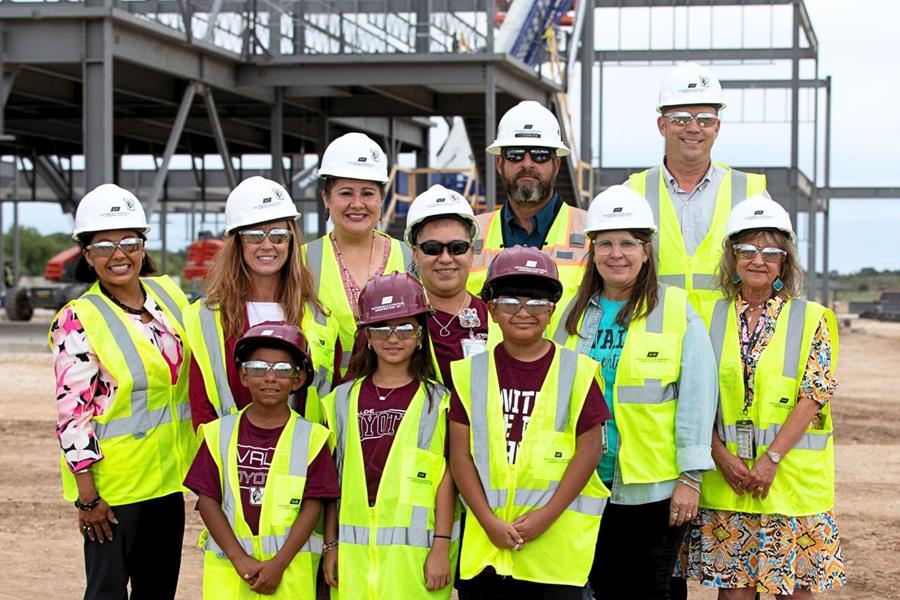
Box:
[675,508,846,594]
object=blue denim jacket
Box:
[574,289,718,505]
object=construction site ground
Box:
[1,312,897,599]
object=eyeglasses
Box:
[367,323,421,341]
[238,228,292,245]
[664,112,720,128]
[733,243,787,263]
[492,297,555,316]
[417,240,471,256]
[501,147,555,164]
[86,237,145,257]
[592,237,646,256]
[241,360,301,378]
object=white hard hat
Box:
[725,195,795,242]
[224,176,299,234]
[404,184,479,246]
[485,101,570,157]
[318,132,391,184]
[585,185,657,235]
[72,184,150,241]
[657,62,726,112]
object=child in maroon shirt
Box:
[184,322,339,598]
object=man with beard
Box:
[466,101,588,310]
[627,62,769,312]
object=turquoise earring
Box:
[732,273,741,284]
[773,277,784,292]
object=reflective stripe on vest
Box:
[83,295,172,440]
[331,381,454,546]
[143,278,185,329]
[468,350,605,516]
[203,414,323,557]
[198,305,237,417]
[708,298,830,450]
[644,166,747,291]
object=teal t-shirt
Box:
[587,297,627,484]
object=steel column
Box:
[145,82,198,218]
[83,16,114,190]
[485,64,496,211]
[580,4,593,169]
[822,76,832,305]
[416,1,431,54]
[271,87,284,185]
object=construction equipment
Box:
[5,246,87,321]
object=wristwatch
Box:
[765,449,782,464]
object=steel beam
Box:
[201,85,237,189]
[596,48,816,61]
[145,81,197,218]
[83,17,114,190]
[720,78,826,89]
[593,0,790,5]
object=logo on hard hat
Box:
[523,124,534,129]
[370,149,381,162]
[754,210,765,215]
[435,197,446,203]
[110,206,120,212]
[261,329,275,336]
[381,296,394,304]
[700,75,710,87]
[273,186,284,201]
[262,197,272,204]
[525,260,537,268]
[687,83,697,89]
[357,157,368,163]
[613,207,623,213]
[124,198,135,211]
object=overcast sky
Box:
[1,0,897,274]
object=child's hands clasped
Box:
[250,558,287,595]
[230,553,263,587]
[512,507,554,543]
[484,515,525,550]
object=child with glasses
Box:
[184,322,340,599]
[448,245,611,599]
[321,272,457,599]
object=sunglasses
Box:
[417,240,471,256]
[238,228,292,245]
[367,323,421,341]
[241,360,301,378]
[592,237,646,256]
[733,243,787,263]
[492,297,554,316]
[664,112,720,128]
[86,237,145,258]
[501,147,554,164]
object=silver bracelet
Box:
[678,478,702,494]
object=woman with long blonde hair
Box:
[185,176,341,427]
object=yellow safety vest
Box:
[467,203,588,310]
[183,301,338,425]
[700,297,838,516]
[450,345,609,586]
[553,285,688,484]
[199,409,330,600]
[629,165,767,310]
[321,379,458,600]
[52,275,194,505]
[302,232,412,374]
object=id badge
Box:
[460,337,487,358]
[735,420,756,460]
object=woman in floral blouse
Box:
[51,184,192,600]
[676,195,845,598]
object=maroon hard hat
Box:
[480,245,563,303]
[234,321,314,389]
[357,271,431,326]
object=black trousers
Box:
[464,568,585,600]
[589,498,685,600]
[83,492,184,600]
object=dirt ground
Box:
[1,318,898,599]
